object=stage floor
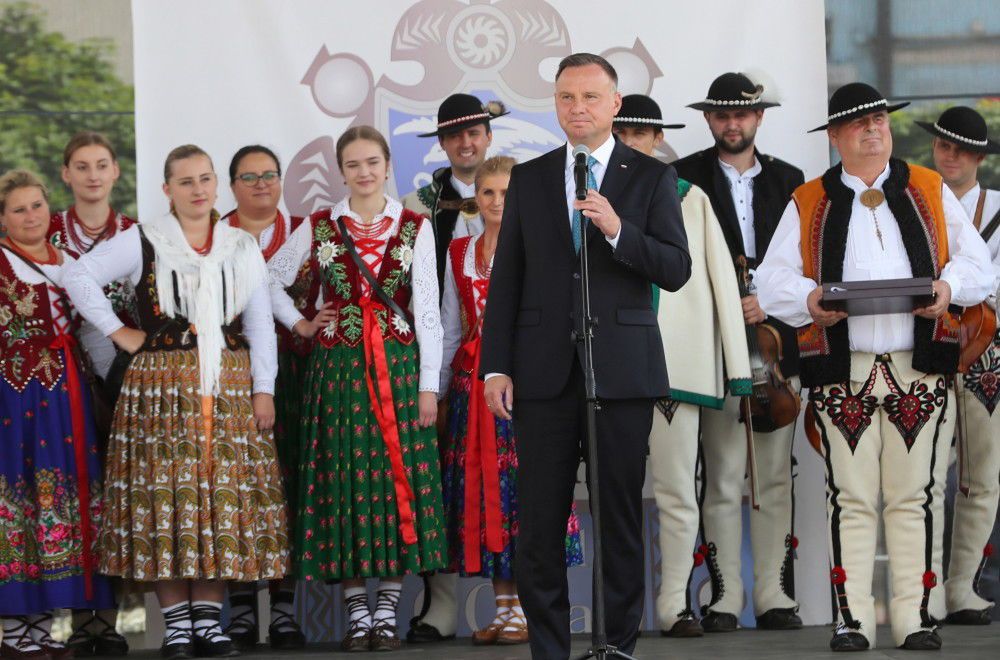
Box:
[111,624,998,659]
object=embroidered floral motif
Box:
[0,304,11,326]
[964,344,1000,415]
[811,374,879,453]
[655,398,680,424]
[0,469,99,582]
[881,365,946,451]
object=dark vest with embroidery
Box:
[309,208,423,348]
[133,230,247,353]
[0,250,68,391]
[793,160,959,387]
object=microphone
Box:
[573,143,591,201]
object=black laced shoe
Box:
[222,597,257,653]
[660,610,704,637]
[756,607,803,630]
[160,607,194,660]
[190,605,239,658]
[26,612,73,660]
[830,624,869,652]
[267,611,306,651]
[0,615,49,659]
[701,610,738,633]
[900,629,942,651]
[945,608,991,626]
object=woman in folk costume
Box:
[0,170,114,659]
[438,156,583,646]
[48,131,135,658]
[49,132,138,382]
[63,145,289,660]
[221,145,312,651]
[268,126,447,652]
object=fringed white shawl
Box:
[142,212,267,397]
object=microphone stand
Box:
[573,196,638,660]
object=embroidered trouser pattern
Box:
[812,361,948,648]
[946,342,1000,614]
[698,383,799,617]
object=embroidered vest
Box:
[271,215,320,356]
[310,208,423,348]
[132,230,248,353]
[450,235,483,343]
[49,211,139,329]
[0,250,67,391]
[793,159,959,386]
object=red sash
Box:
[49,332,94,599]
[457,334,505,573]
[359,295,418,544]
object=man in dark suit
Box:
[672,72,805,632]
[480,52,691,658]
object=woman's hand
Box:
[252,393,276,431]
[418,392,438,428]
[110,327,147,354]
[293,302,337,339]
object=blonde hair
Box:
[164,144,214,182]
[474,155,516,190]
[0,170,49,214]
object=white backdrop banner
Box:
[132,0,832,637]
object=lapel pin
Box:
[620,163,628,169]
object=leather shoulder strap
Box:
[972,188,988,230]
[334,215,414,325]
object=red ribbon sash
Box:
[49,333,94,599]
[461,336,504,573]
[359,295,418,545]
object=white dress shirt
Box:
[958,183,1000,309]
[563,134,621,249]
[450,175,476,200]
[719,157,762,258]
[756,162,994,354]
[267,195,443,393]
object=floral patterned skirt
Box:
[0,369,113,614]
[98,347,290,582]
[295,339,447,580]
[442,371,583,579]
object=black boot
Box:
[756,607,803,630]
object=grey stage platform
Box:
[105,625,998,659]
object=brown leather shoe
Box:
[340,620,371,653]
[496,610,529,645]
[471,621,504,646]
[369,621,401,652]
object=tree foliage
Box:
[0,2,136,217]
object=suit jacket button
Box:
[573,273,580,280]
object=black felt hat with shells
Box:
[418,94,510,137]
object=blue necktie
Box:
[572,155,598,254]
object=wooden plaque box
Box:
[821,277,935,316]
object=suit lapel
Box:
[543,146,575,257]
[591,139,635,243]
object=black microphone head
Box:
[572,143,591,163]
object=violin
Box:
[736,256,801,432]
[957,302,997,373]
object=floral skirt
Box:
[442,372,583,579]
[295,339,447,580]
[98,347,290,582]
[274,350,309,522]
[0,368,113,614]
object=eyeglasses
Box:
[236,171,280,186]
